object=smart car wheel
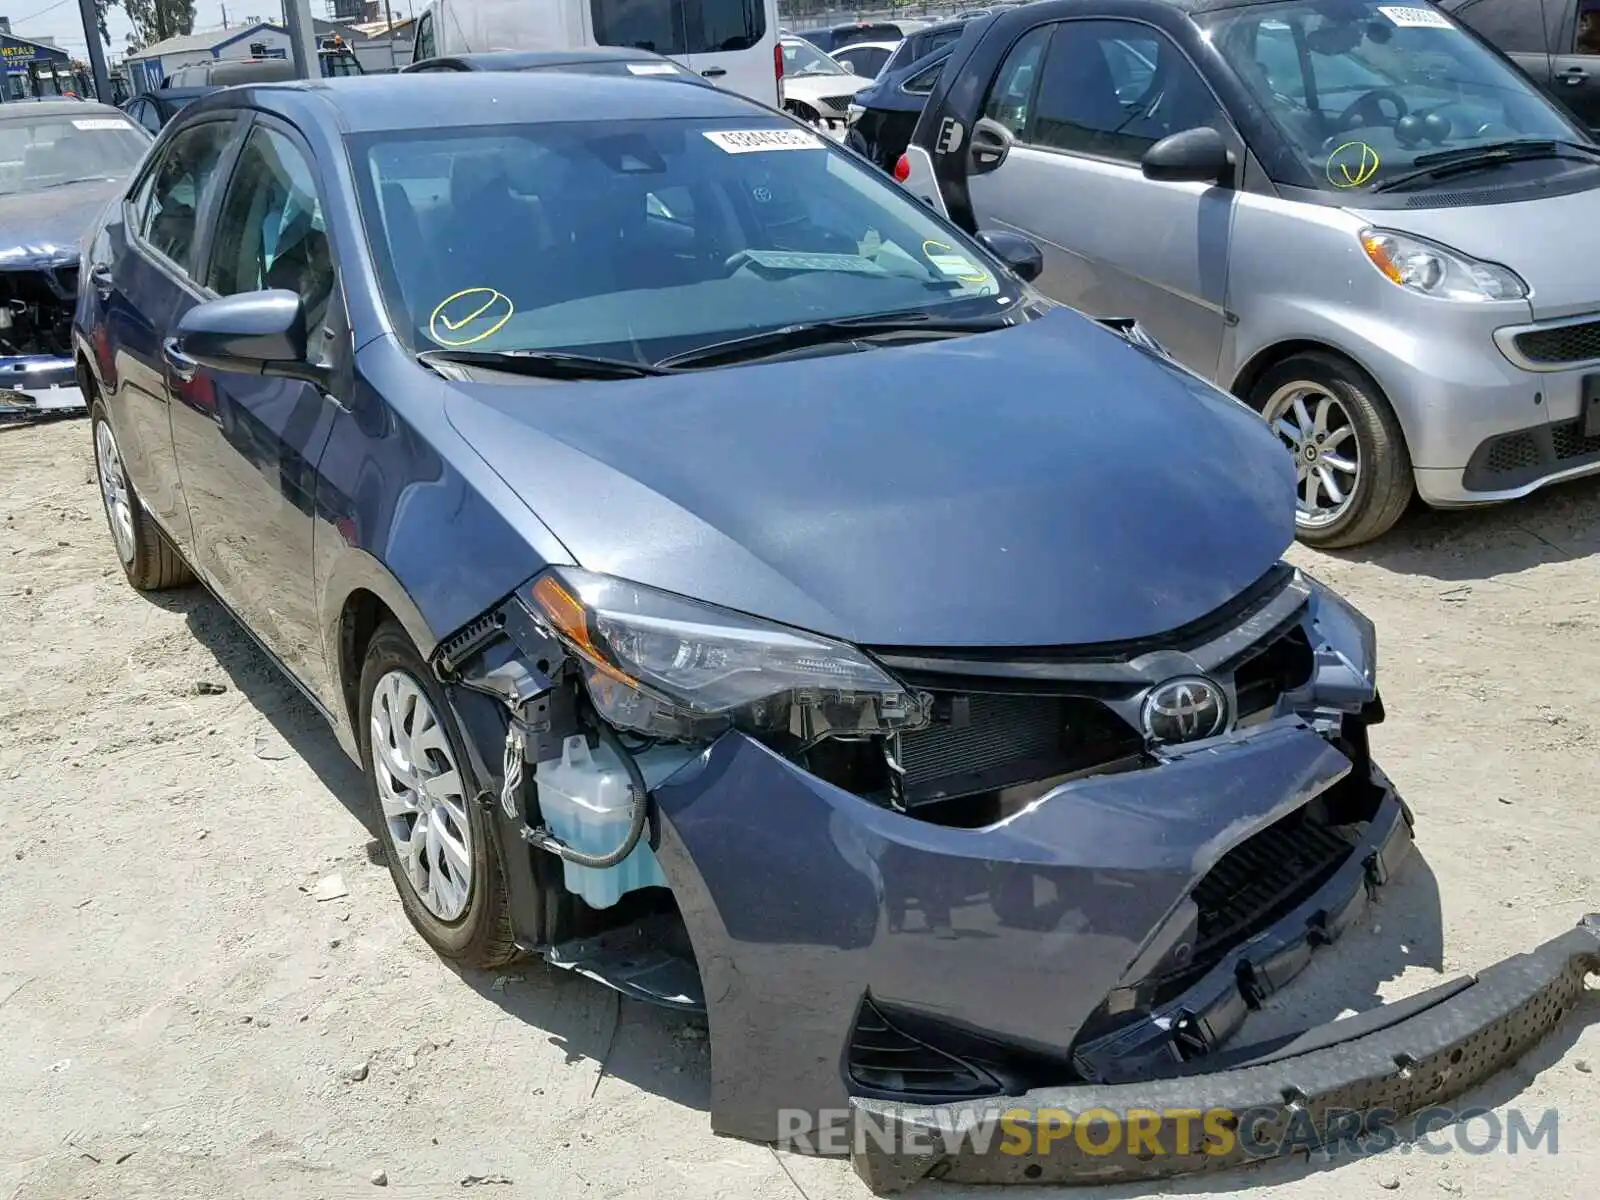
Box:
[358,621,520,968]
[1252,353,1413,549]
[90,401,193,590]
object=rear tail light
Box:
[893,154,911,182]
[774,41,784,82]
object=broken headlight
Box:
[527,568,926,743]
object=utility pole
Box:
[383,0,397,67]
[75,0,110,101]
[282,0,319,78]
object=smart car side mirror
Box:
[977,230,1044,283]
[1141,126,1234,186]
[176,290,326,387]
[841,60,856,73]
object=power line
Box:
[11,0,78,26]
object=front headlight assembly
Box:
[1359,229,1528,302]
[527,568,926,744]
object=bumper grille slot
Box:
[1513,320,1600,366]
[1465,417,1600,490]
[1191,807,1355,970]
[848,998,999,1098]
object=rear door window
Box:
[591,0,765,56]
[138,119,236,276]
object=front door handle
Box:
[162,335,198,381]
[1559,66,1587,84]
[88,263,113,297]
[700,66,727,78]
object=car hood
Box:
[783,72,871,105]
[0,177,122,267]
[442,310,1295,648]
[1350,183,1600,320]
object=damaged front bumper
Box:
[0,354,82,418]
[851,914,1600,1191]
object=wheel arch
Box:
[1229,338,1391,414]
[321,550,439,745]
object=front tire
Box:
[90,401,192,590]
[358,621,520,969]
[1250,352,1413,549]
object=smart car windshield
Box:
[0,114,150,196]
[353,117,1010,364]
[782,37,849,76]
[1201,0,1592,193]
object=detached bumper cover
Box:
[0,355,82,418]
[850,915,1600,1192]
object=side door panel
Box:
[1549,0,1600,127]
[167,115,344,695]
[965,20,1234,378]
[98,117,239,546]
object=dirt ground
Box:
[1,415,1595,1200]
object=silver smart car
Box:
[901,0,1600,546]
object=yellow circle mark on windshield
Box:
[922,238,992,285]
[428,288,514,347]
[1326,142,1381,189]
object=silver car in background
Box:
[901,0,1600,547]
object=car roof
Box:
[414,47,677,70]
[224,71,765,132]
[0,99,124,123]
[834,40,902,51]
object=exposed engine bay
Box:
[0,266,77,359]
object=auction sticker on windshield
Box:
[1376,5,1454,27]
[72,118,131,131]
[704,129,824,153]
[627,62,680,75]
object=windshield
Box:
[782,38,848,76]
[1201,0,1590,193]
[353,117,1008,363]
[0,115,150,196]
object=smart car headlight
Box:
[1359,229,1527,302]
[528,568,925,742]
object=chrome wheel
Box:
[370,670,473,922]
[1264,381,1360,530]
[94,418,135,564]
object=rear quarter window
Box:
[591,0,767,56]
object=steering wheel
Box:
[1335,87,1409,131]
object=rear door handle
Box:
[1559,66,1587,84]
[88,263,113,297]
[700,66,727,77]
[162,336,198,382]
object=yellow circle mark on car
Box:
[1326,142,1381,189]
[428,288,514,347]
[921,238,992,285]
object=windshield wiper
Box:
[418,347,672,380]
[1369,139,1600,194]
[655,311,1011,370]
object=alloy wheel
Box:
[94,418,136,564]
[1264,381,1360,530]
[370,669,473,922]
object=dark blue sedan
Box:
[73,69,1584,1191]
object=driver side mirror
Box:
[977,230,1044,283]
[1140,126,1234,186]
[840,60,856,73]
[176,290,326,387]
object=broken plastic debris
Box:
[311,875,349,902]
[460,1175,513,1187]
[254,733,291,761]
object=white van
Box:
[409,0,782,106]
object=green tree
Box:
[121,0,197,47]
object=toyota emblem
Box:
[1140,676,1229,745]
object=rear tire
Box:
[358,621,521,969]
[90,400,192,591]
[1248,352,1413,550]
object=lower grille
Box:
[848,997,999,1098]
[1191,806,1355,969]
[1513,320,1600,366]
[1465,417,1600,490]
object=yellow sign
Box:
[1326,141,1381,189]
[921,238,992,285]
[427,287,513,348]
